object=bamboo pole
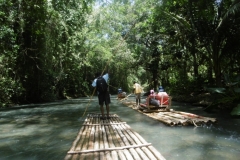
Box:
[160,112,195,125]
[113,116,165,160]
[114,116,161,160]
[81,115,93,150]
[111,116,133,159]
[83,122,127,126]
[103,114,115,160]
[168,111,216,124]
[173,111,217,122]
[124,123,166,160]
[104,118,121,159]
[117,122,147,160]
[86,114,97,159]
[108,118,127,160]
[99,115,105,160]
[114,119,138,160]
[121,123,163,160]
[146,113,178,126]
[88,116,96,150]
[125,129,153,160]
[80,115,95,160]
[155,113,186,125]
[102,118,112,160]
[118,122,151,160]
[67,117,88,151]
[111,117,134,160]
[64,119,87,160]
[161,112,188,120]
[172,111,203,118]
[71,116,91,160]
[93,114,100,160]
[68,143,153,154]
[146,112,186,125]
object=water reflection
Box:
[0,96,240,160]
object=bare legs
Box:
[99,92,110,120]
[106,105,109,117]
[100,105,104,118]
[135,93,141,106]
[100,104,110,119]
[136,99,140,105]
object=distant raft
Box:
[117,92,127,100]
[65,113,166,160]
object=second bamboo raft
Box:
[122,101,217,126]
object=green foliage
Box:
[0,0,93,106]
[204,73,240,112]
[0,77,24,107]
[231,104,240,116]
[0,0,240,109]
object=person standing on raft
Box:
[92,72,111,120]
[133,81,143,107]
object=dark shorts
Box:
[135,93,141,99]
[98,91,111,105]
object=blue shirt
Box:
[159,88,164,92]
[118,88,122,93]
[92,73,109,87]
[159,86,164,92]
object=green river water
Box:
[0,95,240,160]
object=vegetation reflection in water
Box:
[0,97,240,160]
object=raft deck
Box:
[123,101,217,126]
[65,113,166,160]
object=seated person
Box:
[146,89,160,108]
[157,87,169,106]
[159,86,164,92]
[158,86,168,96]
[120,92,126,98]
[118,87,122,94]
[117,88,126,99]
[139,87,170,110]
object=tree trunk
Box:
[191,37,198,78]
[212,33,222,87]
[151,48,160,90]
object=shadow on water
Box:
[0,96,240,160]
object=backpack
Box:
[96,76,108,93]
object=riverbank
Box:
[172,92,212,106]
[171,92,240,118]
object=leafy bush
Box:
[0,78,24,107]
[204,74,240,115]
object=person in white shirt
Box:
[92,72,110,120]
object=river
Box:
[0,95,240,160]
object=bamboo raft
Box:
[122,101,217,126]
[65,113,166,160]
